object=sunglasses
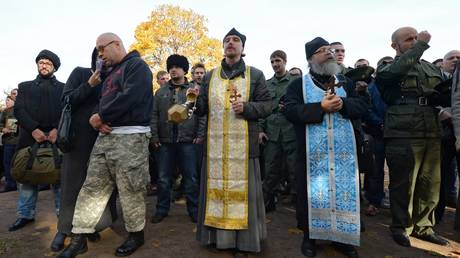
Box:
[97,40,117,53]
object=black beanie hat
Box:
[223,28,246,47]
[166,54,189,74]
[35,49,61,71]
[305,37,329,60]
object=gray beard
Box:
[310,61,340,76]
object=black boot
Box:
[301,234,316,257]
[8,218,35,231]
[50,232,66,251]
[87,232,101,242]
[115,230,144,257]
[56,234,87,258]
[332,242,358,258]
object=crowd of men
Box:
[0,26,459,258]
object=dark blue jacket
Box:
[363,79,387,136]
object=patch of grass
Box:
[0,238,18,255]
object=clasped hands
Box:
[89,113,112,134]
[321,92,343,113]
[32,128,58,143]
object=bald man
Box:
[436,49,460,222]
[376,27,448,247]
[442,50,460,76]
[57,33,154,258]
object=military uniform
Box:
[72,134,150,233]
[376,41,444,237]
[261,72,298,202]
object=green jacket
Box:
[259,72,298,142]
[376,41,444,138]
[0,108,19,145]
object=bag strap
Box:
[26,142,40,170]
[51,144,62,169]
[63,95,71,111]
[25,141,62,170]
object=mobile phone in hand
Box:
[96,59,104,71]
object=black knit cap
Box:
[223,28,246,47]
[166,54,189,74]
[35,49,61,71]
[305,37,329,60]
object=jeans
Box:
[3,144,17,190]
[155,143,199,217]
[17,184,61,219]
[365,135,386,207]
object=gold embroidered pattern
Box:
[204,66,250,230]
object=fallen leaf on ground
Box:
[175,199,186,205]
[43,252,54,257]
[31,232,41,236]
[192,226,197,233]
[151,239,161,248]
[287,228,303,234]
[265,218,272,224]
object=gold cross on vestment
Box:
[227,83,241,103]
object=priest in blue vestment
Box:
[284,37,370,258]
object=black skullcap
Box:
[166,54,189,74]
[35,49,61,71]
[305,37,329,60]
[223,28,246,47]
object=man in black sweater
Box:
[58,32,153,258]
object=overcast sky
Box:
[0,0,458,94]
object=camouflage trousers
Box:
[72,133,150,233]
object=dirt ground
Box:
[0,190,459,258]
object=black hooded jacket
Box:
[98,51,153,127]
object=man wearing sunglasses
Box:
[58,32,153,258]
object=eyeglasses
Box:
[97,40,117,53]
[37,60,53,66]
[313,47,334,55]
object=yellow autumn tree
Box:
[131,5,222,83]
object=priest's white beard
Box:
[310,61,340,76]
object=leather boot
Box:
[56,234,87,258]
[50,232,66,251]
[115,230,144,257]
[87,232,101,242]
[8,218,34,231]
[301,234,316,257]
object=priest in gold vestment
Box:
[192,28,272,257]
